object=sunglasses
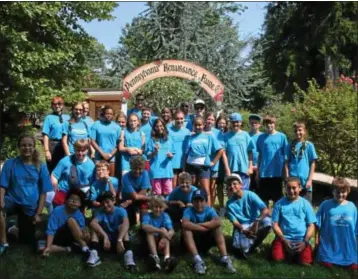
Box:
[194,106,204,110]
[52,102,63,106]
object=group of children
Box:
[0,94,356,274]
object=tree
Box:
[106,2,264,111]
[260,2,358,99]
[0,2,118,114]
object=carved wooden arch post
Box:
[122,60,224,104]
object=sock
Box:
[1,243,9,247]
[164,255,170,260]
[193,254,202,263]
[66,247,72,252]
[221,255,228,262]
[82,246,89,253]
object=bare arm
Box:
[129,189,150,201]
[118,218,129,240]
[107,179,117,197]
[182,219,209,232]
[304,223,315,242]
[306,161,316,188]
[211,149,223,166]
[90,218,109,239]
[35,193,46,216]
[284,160,289,180]
[50,174,58,191]
[232,220,244,232]
[43,135,51,161]
[222,151,230,175]
[200,217,221,230]
[142,224,162,234]
[62,135,70,156]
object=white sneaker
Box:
[86,250,101,267]
[124,250,136,270]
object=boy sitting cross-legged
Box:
[181,189,236,275]
[271,177,316,265]
[166,172,198,226]
[226,173,272,258]
[42,188,90,257]
[141,197,177,273]
[86,191,136,270]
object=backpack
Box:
[68,155,90,199]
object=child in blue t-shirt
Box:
[62,102,91,156]
[256,115,288,203]
[181,190,236,275]
[225,174,271,258]
[42,189,90,257]
[168,110,191,187]
[51,139,95,206]
[284,122,318,203]
[248,114,262,192]
[271,177,316,265]
[90,105,121,176]
[315,178,357,271]
[141,197,177,273]
[0,134,53,254]
[223,113,253,191]
[86,192,136,270]
[119,113,145,174]
[166,172,198,224]
[120,156,151,227]
[42,96,70,173]
[146,118,175,198]
[90,161,119,208]
[184,116,223,207]
[114,112,127,179]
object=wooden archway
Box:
[122,60,224,102]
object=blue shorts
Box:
[210,171,219,178]
[186,164,210,179]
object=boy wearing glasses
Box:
[42,189,90,257]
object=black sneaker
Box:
[164,257,178,273]
[148,254,161,271]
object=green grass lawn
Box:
[0,218,356,279]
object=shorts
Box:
[98,231,119,253]
[151,178,173,195]
[186,164,210,179]
[258,177,283,203]
[47,140,65,173]
[210,171,218,179]
[126,200,149,226]
[4,195,36,217]
[181,230,217,254]
[52,224,74,247]
[271,238,313,264]
[53,190,68,206]
[249,170,258,193]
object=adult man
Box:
[127,93,145,118]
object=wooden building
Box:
[82,88,124,120]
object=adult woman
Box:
[0,134,52,254]
[52,139,95,207]
[90,105,121,176]
[42,96,70,173]
[62,102,91,156]
[82,101,94,128]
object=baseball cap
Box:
[192,189,207,202]
[230,113,243,122]
[225,173,243,185]
[194,99,205,106]
[249,114,262,122]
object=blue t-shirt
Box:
[0,158,53,215]
[186,132,222,167]
[142,212,173,236]
[140,122,152,147]
[183,206,218,224]
[316,199,357,266]
[206,128,221,172]
[146,136,175,179]
[224,131,252,174]
[168,126,191,169]
[166,185,198,204]
[95,206,128,234]
[184,114,192,127]
[249,131,262,167]
[42,114,70,140]
[82,116,94,129]
[272,196,316,241]
[226,191,266,225]
[127,108,142,119]
[285,141,318,190]
[90,120,121,160]
[121,170,151,201]
[90,177,119,201]
[52,156,95,193]
[121,129,144,171]
[62,120,90,154]
[46,205,85,235]
[256,132,288,178]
